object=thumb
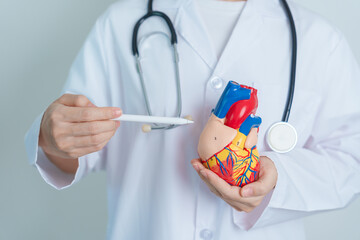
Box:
[240,158,277,198]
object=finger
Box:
[198,171,222,197]
[240,158,277,198]
[63,106,122,122]
[69,120,120,136]
[68,141,108,159]
[192,159,243,200]
[196,165,263,209]
[191,160,265,208]
[223,198,251,212]
[199,168,242,201]
[200,170,263,210]
[191,159,222,197]
[191,158,206,172]
[72,131,116,148]
[57,94,95,107]
[227,194,264,209]
[201,175,223,198]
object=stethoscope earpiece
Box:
[266,122,297,153]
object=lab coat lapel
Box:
[212,0,265,76]
[174,0,218,69]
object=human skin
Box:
[191,156,277,212]
[39,94,122,174]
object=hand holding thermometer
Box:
[113,114,194,133]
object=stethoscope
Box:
[132,0,298,153]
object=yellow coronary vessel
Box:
[202,131,260,187]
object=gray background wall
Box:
[0,0,359,239]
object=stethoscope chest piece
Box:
[266,122,297,153]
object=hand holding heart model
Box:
[198,81,262,187]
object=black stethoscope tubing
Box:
[132,0,297,124]
[280,0,297,123]
[132,0,177,57]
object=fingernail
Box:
[200,170,207,179]
[114,109,122,117]
[242,188,253,197]
[192,163,200,172]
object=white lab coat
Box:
[25,0,360,239]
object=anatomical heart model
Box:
[198,81,262,187]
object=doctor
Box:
[25,0,360,239]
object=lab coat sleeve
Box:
[24,13,111,190]
[233,34,360,230]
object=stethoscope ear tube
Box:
[280,0,297,123]
[132,10,177,56]
[132,1,183,131]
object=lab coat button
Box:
[200,229,213,240]
[210,77,224,90]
